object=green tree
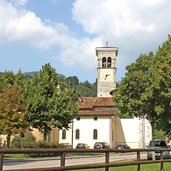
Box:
[0,71,15,93]
[25,63,79,140]
[66,76,79,86]
[0,84,28,148]
[0,70,25,92]
[114,35,171,138]
[153,35,171,136]
[76,81,97,97]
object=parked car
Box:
[76,143,89,149]
[147,139,170,160]
[60,143,72,148]
[114,143,130,149]
[94,142,110,149]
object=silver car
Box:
[147,139,170,160]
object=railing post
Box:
[105,151,109,171]
[160,150,164,171]
[137,151,140,171]
[60,152,66,171]
[0,152,4,171]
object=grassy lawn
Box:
[4,154,29,159]
[70,163,171,171]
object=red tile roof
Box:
[78,97,115,116]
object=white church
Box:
[0,45,152,148]
[0,44,152,148]
[58,44,152,149]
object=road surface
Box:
[3,152,147,170]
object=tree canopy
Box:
[114,35,171,137]
[0,64,79,144]
[24,63,79,140]
[0,84,28,147]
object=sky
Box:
[0,0,171,83]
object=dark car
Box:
[94,142,110,149]
[115,143,130,149]
[147,139,170,160]
[76,143,89,149]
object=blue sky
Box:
[0,0,171,83]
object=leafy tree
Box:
[76,81,97,97]
[154,35,171,136]
[24,63,79,140]
[66,76,79,86]
[114,35,171,138]
[0,71,15,93]
[0,84,28,148]
[0,70,25,92]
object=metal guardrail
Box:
[0,148,171,171]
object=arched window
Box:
[75,129,80,139]
[62,129,66,139]
[93,129,98,139]
[107,57,111,68]
[102,57,106,67]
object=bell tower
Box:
[96,43,118,97]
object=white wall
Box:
[59,116,111,149]
[59,117,152,149]
[120,118,140,148]
[120,118,152,148]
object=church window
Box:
[94,117,98,120]
[107,57,111,67]
[62,129,66,139]
[93,129,98,139]
[102,57,106,67]
[75,129,80,139]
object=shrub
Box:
[11,132,65,157]
[11,132,37,148]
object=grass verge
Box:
[70,163,171,171]
[4,154,29,159]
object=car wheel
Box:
[147,157,152,160]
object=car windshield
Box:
[149,140,167,147]
[95,142,101,146]
[117,144,123,147]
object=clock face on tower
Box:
[99,69,113,82]
[104,74,110,80]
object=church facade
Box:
[58,44,152,149]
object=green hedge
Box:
[11,132,66,157]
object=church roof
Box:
[78,97,115,116]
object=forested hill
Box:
[23,72,97,97]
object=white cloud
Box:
[143,0,167,6]
[0,0,67,49]
[72,0,171,78]
[59,37,102,69]
[15,0,28,6]
[72,0,170,36]
[0,0,102,70]
[1,0,171,81]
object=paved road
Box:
[3,152,147,170]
